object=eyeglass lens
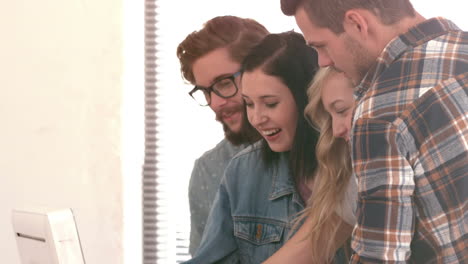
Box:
[192,77,238,106]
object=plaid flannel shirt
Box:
[350,18,468,263]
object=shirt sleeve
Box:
[185,175,238,264]
[188,160,205,255]
[350,119,415,263]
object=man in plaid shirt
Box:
[282,0,467,263]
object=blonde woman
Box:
[304,67,357,263]
[264,67,357,263]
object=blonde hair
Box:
[303,67,353,263]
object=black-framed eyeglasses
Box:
[189,71,242,106]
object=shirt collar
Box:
[355,17,461,100]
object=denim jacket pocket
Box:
[233,218,285,245]
[233,218,286,263]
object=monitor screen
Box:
[12,207,86,264]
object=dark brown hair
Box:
[241,31,320,182]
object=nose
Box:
[333,120,349,141]
[248,107,266,127]
[318,52,334,68]
[210,92,228,111]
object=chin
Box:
[227,124,242,134]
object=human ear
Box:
[342,10,369,40]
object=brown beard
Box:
[216,107,261,146]
[222,119,261,146]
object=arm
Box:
[188,161,206,255]
[350,119,415,263]
[261,214,313,264]
[263,213,354,264]
[185,177,238,264]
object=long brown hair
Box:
[303,67,354,262]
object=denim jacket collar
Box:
[268,153,304,207]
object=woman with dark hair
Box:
[184,31,327,264]
[242,31,320,193]
[263,67,357,264]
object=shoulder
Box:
[229,141,263,163]
[189,139,246,197]
[223,141,290,185]
[194,139,245,167]
[356,32,468,122]
[222,141,267,181]
[190,139,245,185]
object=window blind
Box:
[143,1,193,263]
[143,0,159,263]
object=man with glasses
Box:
[176,16,268,255]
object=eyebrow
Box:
[197,72,237,89]
[260,95,278,99]
[212,73,235,83]
[242,94,278,99]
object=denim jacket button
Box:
[256,224,262,240]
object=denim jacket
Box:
[188,139,246,255]
[184,142,305,264]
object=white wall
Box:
[0,0,143,263]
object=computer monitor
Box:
[12,207,86,264]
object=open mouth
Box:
[216,105,243,124]
[262,128,281,137]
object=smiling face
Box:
[294,7,374,85]
[192,47,244,133]
[242,69,298,152]
[321,72,355,141]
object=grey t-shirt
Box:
[188,139,245,255]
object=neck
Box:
[391,12,426,36]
